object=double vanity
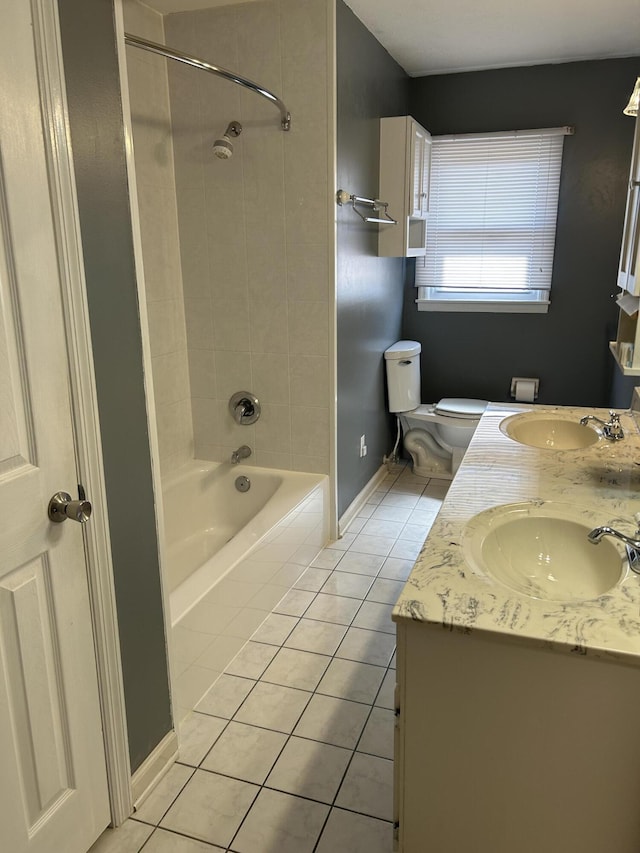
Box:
[392,402,640,853]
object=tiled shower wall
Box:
[124,0,194,475]
[165,0,332,474]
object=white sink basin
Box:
[462,502,625,601]
[500,413,599,450]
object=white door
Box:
[0,2,111,852]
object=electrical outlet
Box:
[359,434,368,458]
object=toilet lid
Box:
[435,398,488,419]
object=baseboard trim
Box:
[338,464,388,536]
[131,729,179,811]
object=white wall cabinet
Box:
[379,116,431,257]
[611,113,640,374]
[618,113,640,295]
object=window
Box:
[415,126,572,313]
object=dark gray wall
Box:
[404,58,640,408]
[57,0,172,772]
[336,1,409,517]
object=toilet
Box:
[384,341,487,479]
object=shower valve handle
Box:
[229,391,261,425]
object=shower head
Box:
[213,120,242,159]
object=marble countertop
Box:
[392,403,640,664]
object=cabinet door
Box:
[410,124,426,217]
[420,133,432,217]
[618,116,640,294]
[618,184,640,294]
[410,125,431,219]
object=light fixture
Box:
[623,77,640,117]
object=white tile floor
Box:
[90,466,448,853]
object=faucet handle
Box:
[604,410,624,440]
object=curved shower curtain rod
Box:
[124,33,291,131]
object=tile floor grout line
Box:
[137,823,224,851]
[131,763,197,830]
[192,576,396,843]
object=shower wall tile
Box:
[236,2,283,85]
[292,454,330,475]
[285,179,329,245]
[284,122,329,191]
[282,49,328,126]
[147,299,185,357]
[126,0,193,475]
[123,0,163,40]
[249,299,289,354]
[212,297,251,351]
[291,406,330,457]
[184,297,214,351]
[252,353,290,405]
[290,355,329,408]
[170,100,206,192]
[187,6,239,68]
[199,76,243,140]
[188,349,217,400]
[152,351,191,407]
[289,301,329,356]
[209,244,249,302]
[157,400,193,475]
[205,189,246,248]
[214,351,252,403]
[175,186,209,298]
[137,186,183,302]
[280,0,327,58]
[203,416,257,464]
[160,7,194,54]
[286,244,330,302]
[243,133,285,198]
[247,240,287,303]
[254,450,293,470]
[255,403,292,454]
[127,58,177,192]
[191,397,219,449]
[167,0,331,474]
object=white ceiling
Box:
[343,0,640,76]
[140,0,639,76]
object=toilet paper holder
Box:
[510,377,539,401]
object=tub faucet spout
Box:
[231,445,252,464]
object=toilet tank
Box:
[384,340,421,413]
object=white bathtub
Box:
[163,460,328,624]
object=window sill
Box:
[415,299,550,314]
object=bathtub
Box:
[163,460,328,624]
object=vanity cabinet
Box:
[379,116,431,257]
[394,619,640,853]
[392,403,640,852]
[611,113,640,373]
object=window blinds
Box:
[415,127,571,310]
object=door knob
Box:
[48,491,92,524]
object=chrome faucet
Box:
[588,514,640,574]
[231,444,252,464]
[579,411,624,441]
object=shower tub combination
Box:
[164,459,328,631]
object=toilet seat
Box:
[411,399,488,421]
[435,398,488,419]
